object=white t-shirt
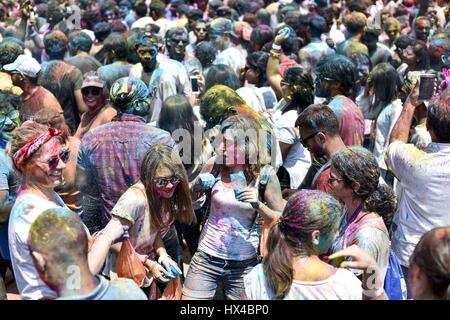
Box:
[213,46,246,77]
[244,264,362,300]
[8,193,67,300]
[373,99,403,170]
[236,86,277,112]
[386,141,450,267]
[272,109,311,189]
[130,58,191,123]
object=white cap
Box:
[3,54,41,78]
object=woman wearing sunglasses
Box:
[7,121,125,299]
[33,108,82,213]
[108,144,194,299]
[182,115,285,300]
[74,72,117,139]
[328,146,397,284]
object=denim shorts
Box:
[182,250,258,300]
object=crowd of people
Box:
[0,0,449,300]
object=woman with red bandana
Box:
[107,144,194,299]
[7,121,125,300]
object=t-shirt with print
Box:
[330,210,390,283]
[39,60,83,133]
[21,86,63,122]
[197,177,262,261]
[328,95,365,147]
[65,54,102,74]
[0,148,18,260]
[386,141,450,267]
[58,275,147,300]
[244,264,362,300]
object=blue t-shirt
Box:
[0,145,18,260]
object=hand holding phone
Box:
[418,74,436,101]
[190,76,199,94]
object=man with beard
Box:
[0,92,21,300]
[129,33,191,123]
[413,16,432,46]
[295,104,346,194]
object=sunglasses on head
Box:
[153,176,181,188]
[44,149,70,170]
[81,87,102,97]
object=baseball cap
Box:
[3,54,41,78]
[81,71,105,89]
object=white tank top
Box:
[198,179,260,261]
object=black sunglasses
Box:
[153,176,181,188]
[82,87,102,97]
[299,131,322,147]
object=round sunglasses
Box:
[38,150,70,170]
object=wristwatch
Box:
[251,201,262,209]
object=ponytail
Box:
[363,184,397,230]
[263,224,295,299]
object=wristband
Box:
[362,287,384,298]
[272,43,281,51]
[158,253,170,264]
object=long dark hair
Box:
[246,51,269,87]
[263,190,342,299]
[140,144,194,229]
[368,63,402,117]
[282,66,314,114]
[204,64,241,92]
[158,95,204,168]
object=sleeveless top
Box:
[198,166,274,261]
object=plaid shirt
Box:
[78,114,175,229]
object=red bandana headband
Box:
[13,127,64,170]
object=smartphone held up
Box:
[418,73,436,101]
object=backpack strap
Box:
[258,165,275,203]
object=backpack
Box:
[383,250,408,300]
[356,217,407,300]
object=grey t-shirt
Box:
[58,275,147,300]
